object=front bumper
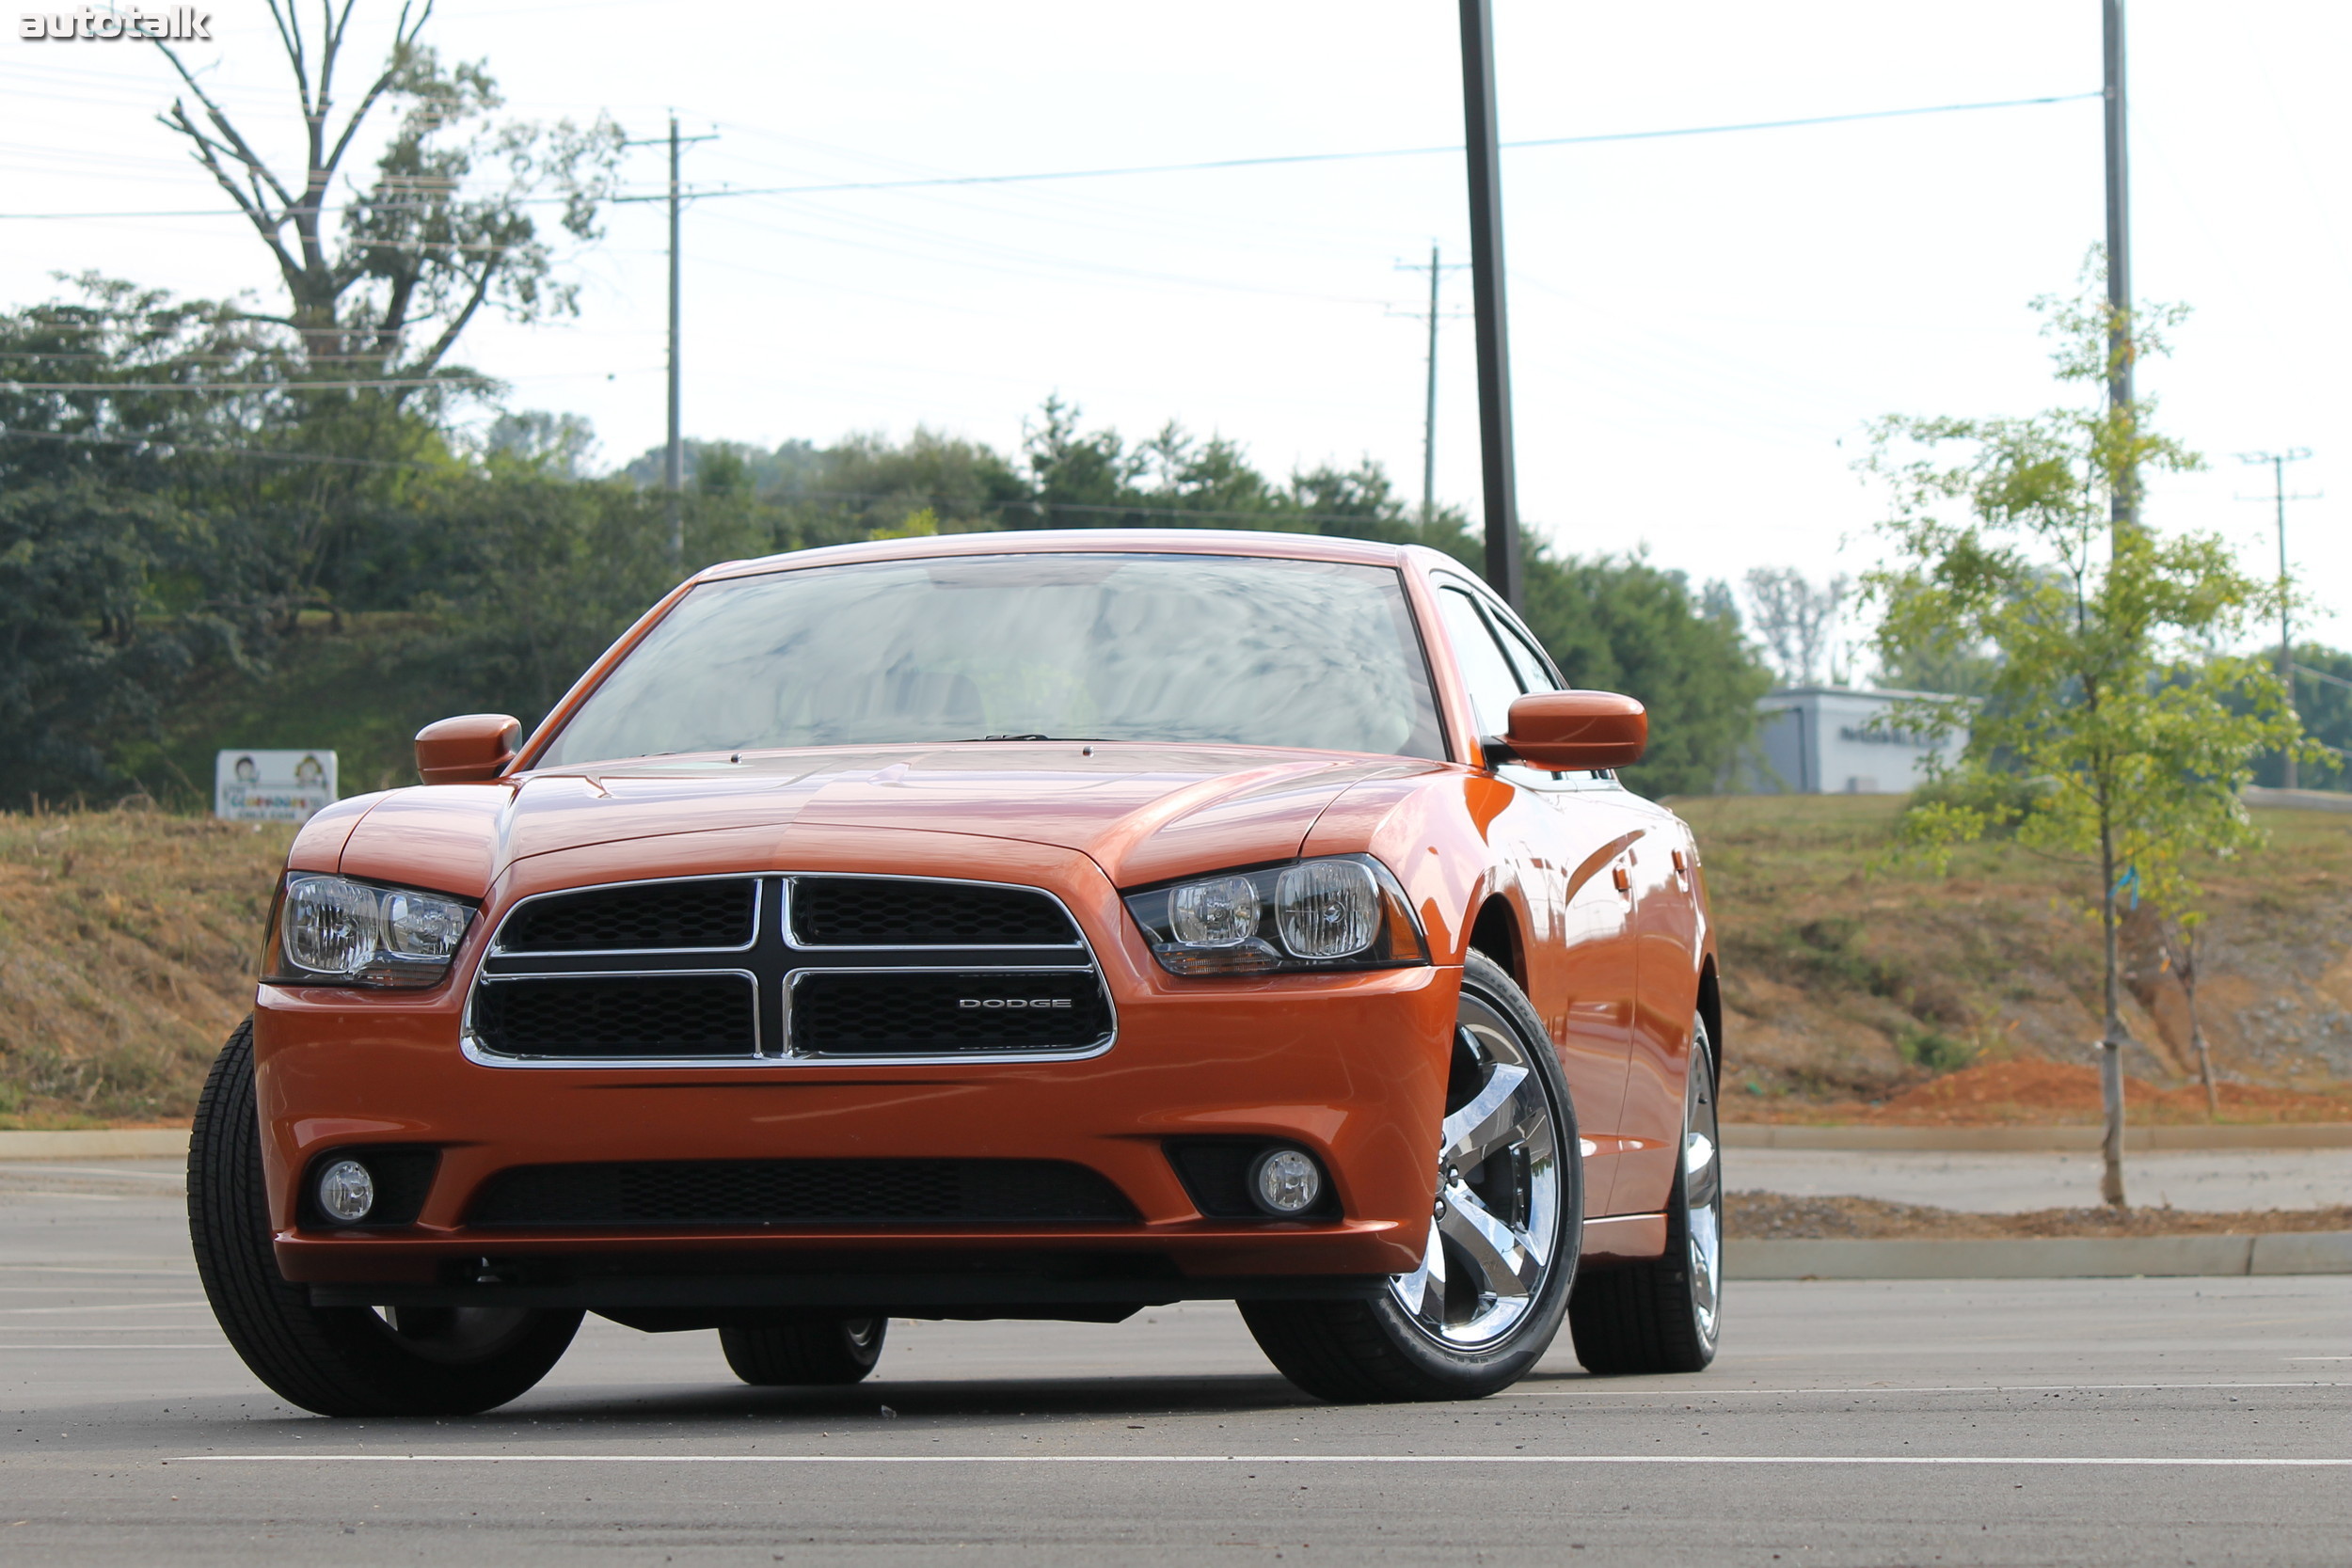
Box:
[252,825,1455,1303]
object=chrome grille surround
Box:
[463,873,1113,1069]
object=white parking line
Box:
[169,1454,2352,1467]
[0,1301,208,1315]
[0,1165,185,1181]
[1514,1381,2347,1396]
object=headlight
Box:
[1124,854,1428,976]
[262,875,475,989]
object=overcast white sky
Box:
[5,2,2346,648]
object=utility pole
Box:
[2103,0,2135,536]
[619,117,717,569]
[665,115,685,564]
[2237,448,2319,787]
[2095,0,2135,1212]
[1422,244,1439,526]
[1391,246,1469,528]
[1457,0,1522,608]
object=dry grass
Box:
[0,805,291,1127]
[1677,795,2352,1119]
[2,794,2348,1128]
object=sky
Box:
[3,1,2346,655]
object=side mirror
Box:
[415,713,522,785]
[1496,690,1646,771]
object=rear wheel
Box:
[720,1317,888,1386]
[1567,1015,1723,1374]
[1241,952,1581,1403]
[188,1019,582,1417]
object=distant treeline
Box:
[4,279,1773,805]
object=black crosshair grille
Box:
[469,875,1111,1062]
[790,878,1078,946]
[496,878,757,953]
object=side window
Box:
[1436,585,1527,738]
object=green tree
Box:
[149,1,620,391]
[2251,643,2352,791]
[1863,264,2302,1204]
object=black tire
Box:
[1241,951,1581,1403]
[719,1317,889,1386]
[187,1019,582,1417]
[1567,1014,1723,1374]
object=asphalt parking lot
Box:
[4,1161,2347,1566]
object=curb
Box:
[0,1129,190,1161]
[1722,1123,2352,1152]
[2243,785,2352,815]
[1729,1230,2352,1279]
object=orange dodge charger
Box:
[192,529,1724,1413]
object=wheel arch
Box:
[1694,956,1724,1080]
[1465,894,1525,993]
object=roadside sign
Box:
[214,749,338,823]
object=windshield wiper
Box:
[959,734,1112,743]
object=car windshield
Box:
[535,551,1446,765]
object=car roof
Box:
[694,528,1446,583]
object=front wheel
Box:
[1241,952,1581,1402]
[187,1020,582,1417]
[1567,1014,1723,1374]
[720,1317,888,1386]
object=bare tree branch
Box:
[155,103,305,283]
[321,2,431,176]
[407,259,495,378]
[148,42,300,214]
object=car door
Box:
[1431,580,1641,1217]
[1612,810,1703,1216]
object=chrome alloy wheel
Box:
[1683,1020,1724,1346]
[1387,994,1565,1350]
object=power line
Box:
[684,92,2104,202]
[2295,661,2352,691]
[0,92,2100,221]
[3,375,495,391]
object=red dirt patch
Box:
[1730,1057,2352,1127]
[1728,1192,2352,1240]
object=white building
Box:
[1747,687,1964,795]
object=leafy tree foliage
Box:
[6,273,1768,806]
[2249,643,2352,791]
[150,1,620,390]
[1863,261,2305,1201]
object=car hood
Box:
[332,744,1443,896]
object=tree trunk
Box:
[2185,944,2217,1119]
[2098,823,2128,1208]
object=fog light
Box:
[1249,1147,1324,1216]
[316,1159,375,1224]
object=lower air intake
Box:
[467,1158,1138,1227]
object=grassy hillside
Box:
[0,808,291,1127]
[1678,795,2352,1123]
[2,796,2347,1128]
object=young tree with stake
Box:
[1862,259,2304,1206]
